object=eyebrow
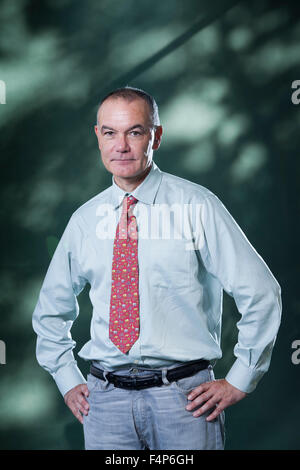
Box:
[100,124,147,133]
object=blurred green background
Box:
[0,0,299,450]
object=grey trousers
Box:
[83,365,225,450]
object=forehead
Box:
[97,97,151,125]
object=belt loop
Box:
[161,368,170,385]
[102,371,110,389]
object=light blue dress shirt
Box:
[32,161,282,397]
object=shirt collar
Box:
[111,161,163,209]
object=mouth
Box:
[111,158,135,162]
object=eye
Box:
[104,131,114,136]
[130,130,144,137]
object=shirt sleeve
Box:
[32,214,88,397]
[198,193,282,393]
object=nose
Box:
[116,133,130,152]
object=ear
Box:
[152,125,163,150]
[94,125,102,151]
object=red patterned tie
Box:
[109,195,139,353]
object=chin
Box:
[110,160,139,171]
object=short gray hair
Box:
[96,86,160,126]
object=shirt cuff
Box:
[225,358,265,394]
[53,363,87,397]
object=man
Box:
[32,86,282,450]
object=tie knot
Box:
[126,195,138,209]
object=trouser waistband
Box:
[90,359,210,390]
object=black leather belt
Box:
[90,359,210,390]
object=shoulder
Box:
[69,186,113,230]
[159,168,218,203]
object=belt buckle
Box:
[137,373,161,389]
[112,372,164,390]
[113,375,136,390]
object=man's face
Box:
[94,97,162,183]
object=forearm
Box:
[225,279,282,393]
[32,214,88,396]
[199,193,282,393]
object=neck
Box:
[113,164,152,193]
